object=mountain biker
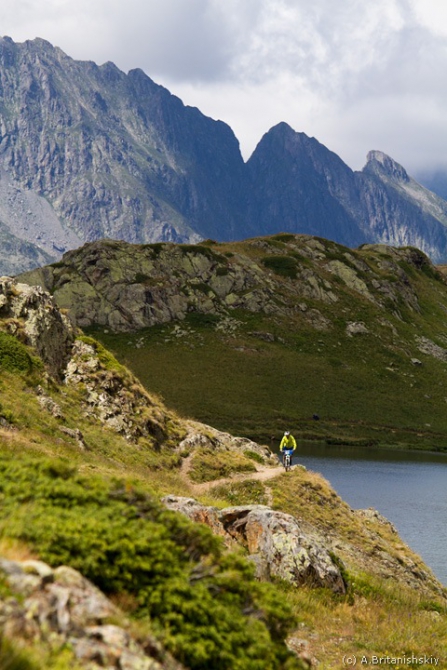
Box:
[279,431,296,467]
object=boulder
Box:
[0,556,182,670]
[219,505,346,593]
[162,497,346,594]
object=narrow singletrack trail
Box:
[180,454,290,495]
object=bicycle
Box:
[282,449,293,472]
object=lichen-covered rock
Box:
[326,260,375,301]
[219,505,346,593]
[0,277,75,376]
[162,496,229,542]
[64,340,181,444]
[162,497,346,594]
[0,556,182,670]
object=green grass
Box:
[189,447,257,483]
[91,302,447,451]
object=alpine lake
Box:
[279,442,447,586]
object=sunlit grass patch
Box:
[189,447,257,483]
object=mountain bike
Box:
[282,449,293,472]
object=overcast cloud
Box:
[1,0,447,173]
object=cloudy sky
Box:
[1,0,447,174]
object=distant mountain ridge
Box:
[1,36,447,270]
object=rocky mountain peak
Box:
[364,150,410,183]
[2,36,447,274]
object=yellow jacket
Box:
[279,434,296,451]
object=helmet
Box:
[284,431,290,436]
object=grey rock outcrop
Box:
[64,339,180,445]
[162,497,346,594]
[18,235,428,333]
[0,556,182,670]
[0,276,75,376]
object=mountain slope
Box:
[359,151,447,261]
[0,36,246,248]
[18,234,447,450]
[415,167,447,201]
[246,124,447,262]
[245,123,367,247]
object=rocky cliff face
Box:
[2,37,447,271]
[246,124,447,262]
[358,151,447,261]
[0,36,246,251]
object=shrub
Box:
[0,637,38,670]
[261,256,298,279]
[0,332,33,373]
[0,454,303,670]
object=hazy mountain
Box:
[246,124,447,261]
[2,36,447,269]
[414,167,447,201]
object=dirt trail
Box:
[180,454,287,494]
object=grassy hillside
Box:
[45,235,447,451]
[1,360,446,669]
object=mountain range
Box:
[2,35,447,272]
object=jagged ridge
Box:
[2,37,447,271]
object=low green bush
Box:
[0,636,38,670]
[261,256,298,279]
[0,453,303,670]
[0,332,33,373]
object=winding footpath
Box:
[180,453,289,495]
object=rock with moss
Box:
[64,339,183,445]
[162,497,346,594]
[0,556,182,670]
[0,277,75,377]
[18,235,432,335]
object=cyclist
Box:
[279,430,296,468]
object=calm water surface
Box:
[290,443,447,586]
